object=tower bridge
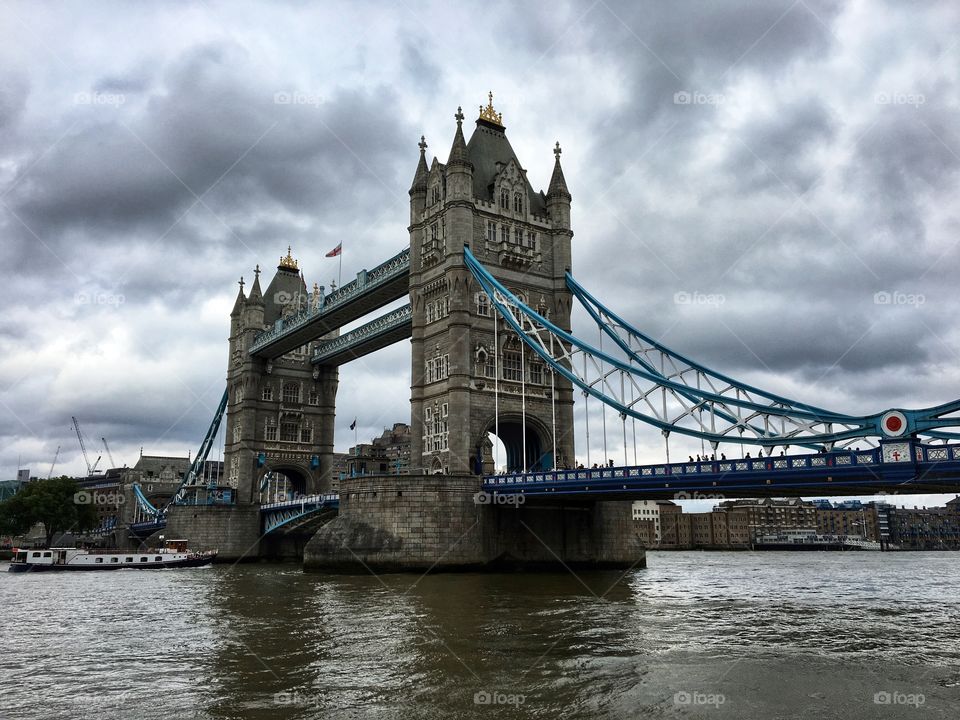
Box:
[136,94,960,569]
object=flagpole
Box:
[338,244,343,287]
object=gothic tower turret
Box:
[408,94,575,475]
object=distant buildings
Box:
[333,423,412,490]
[635,496,960,550]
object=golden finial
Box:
[478,91,503,127]
[279,245,298,270]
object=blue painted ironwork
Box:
[260,493,339,534]
[131,388,229,525]
[463,247,960,450]
[481,441,960,499]
[249,248,410,355]
[312,304,412,364]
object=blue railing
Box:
[312,304,412,363]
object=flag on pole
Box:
[349,418,357,430]
[325,243,342,257]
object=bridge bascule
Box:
[132,95,960,568]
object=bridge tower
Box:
[224,249,339,504]
[408,95,576,475]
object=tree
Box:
[0,476,98,546]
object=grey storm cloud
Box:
[0,0,958,497]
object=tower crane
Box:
[71,416,101,476]
[47,445,60,480]
[102,437,116,468]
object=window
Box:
[265,422,277,442]
[500,188,509,208]
[514,193,523,213]
[308,390,319,405]
[125,557,133,563]
[155,556,163,562]
[282,383,300,404]
[531,363,544,385]
[425,354,449,383]
[432,185,441,204]
[487,221,496,242]
[140,557,148,563]
[233,425,241,444]
[95,558,103,564]
[261,386,273,401]
[525,231,536,250]
[281,422,299,442]
[502,351,522,381]
[430,223,439,242]
[514,227,521,244]
[300,427,313,443]
[500,224,508,243]
[426,303,435,323]
[476,292,490,317]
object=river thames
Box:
[1,551,957,719]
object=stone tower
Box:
[408,94,575,475]
[224,248,339,503]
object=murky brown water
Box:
[1,551,958,719]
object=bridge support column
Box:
[303,475,645,572]
[146,505,262,562]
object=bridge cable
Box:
[521,335,528,473]
[493,306,500,473]
[550,333,557,470]
[599,327,609,467]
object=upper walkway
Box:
[249,248,410,359]
[482,441,960,500]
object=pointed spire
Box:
[448,106,471,167]
[248,264,263,305]
[548,141,570,199]
[231,276,246,316]
[409,135,429,194]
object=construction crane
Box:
[72,416,101,476]
[101,437,116,468]
[47,445,60,480]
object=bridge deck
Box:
[482,444,960,500]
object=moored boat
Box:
[7,539,217,572]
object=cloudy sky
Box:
[1,0,958,508]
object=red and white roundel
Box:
[880,410,908,437]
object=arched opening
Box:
[480,416,552,474]
[259,466,309,503]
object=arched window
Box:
[282,383,300,404]
[500,225,509,243]
[500,188,509,208]
[514,193,523,213]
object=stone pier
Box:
[146,505,262,562]
[303,474,646,572]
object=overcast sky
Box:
[1,1,958,509]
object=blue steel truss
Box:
[464,246,960,450]
[133,388,229,522]
[260,494,339,534]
